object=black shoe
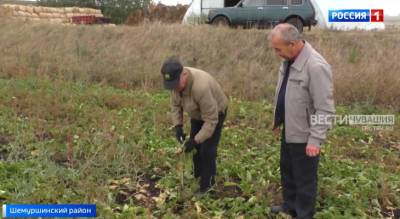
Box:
[271,205,287,214]
[199,176,215,189]
[270,205,296,217]
[195,186,215,195]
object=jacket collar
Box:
[181,68,193,96]
[291,41,312,72]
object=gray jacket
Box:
[273,41,335,147]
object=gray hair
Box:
[270,23,303,44]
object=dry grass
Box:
[0,19,399,109]
[126,4,188,25]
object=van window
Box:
[266,0,287,5]
[243,0,266,6]
[291,0,302,5]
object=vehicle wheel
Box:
[212,16,230,26]
[286,17,304,33]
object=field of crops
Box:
[0,77,399,218]
[0,16,400,218]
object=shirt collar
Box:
[291,41,312,72]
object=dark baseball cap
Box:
[161,58,183,90]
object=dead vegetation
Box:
[126,3,188,25]
[0,20,399,110]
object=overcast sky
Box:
[155,0,400,16]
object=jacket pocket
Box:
[288,78,309,104]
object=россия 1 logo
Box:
[329,9,384,22]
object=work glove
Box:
[175,125,186,144]
[184,138,198,153]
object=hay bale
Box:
[0,5,9,11]
[6,4,17,10]
[12,5,20,11]
[55,8,64,13]
[34,6,43,13]
[52,13,62,18]
[15,11,26,17]
[49,18,63,23]
[25,6,34,13]
[0,7,7,17]
[0,5,104,22]
[52,14,63,19]
[72,7,80,13]
[66,13,74,18]
[0,5,15,17]
[41,7,51,13]
[50,13,61,18]
[18,5,27,12]
[10,10,18,16]
[39,12,53,18]
[64,7,73,13]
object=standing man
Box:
[161,58,228,193]
[270,24,335,218]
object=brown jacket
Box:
[171,67,228,143]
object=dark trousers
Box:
[190,111,226,190]
[280,130,319,219]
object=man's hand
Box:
[184,138,198,153]
[306,144,320,157]
[272,127,281,137]
[175,125,186,144]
